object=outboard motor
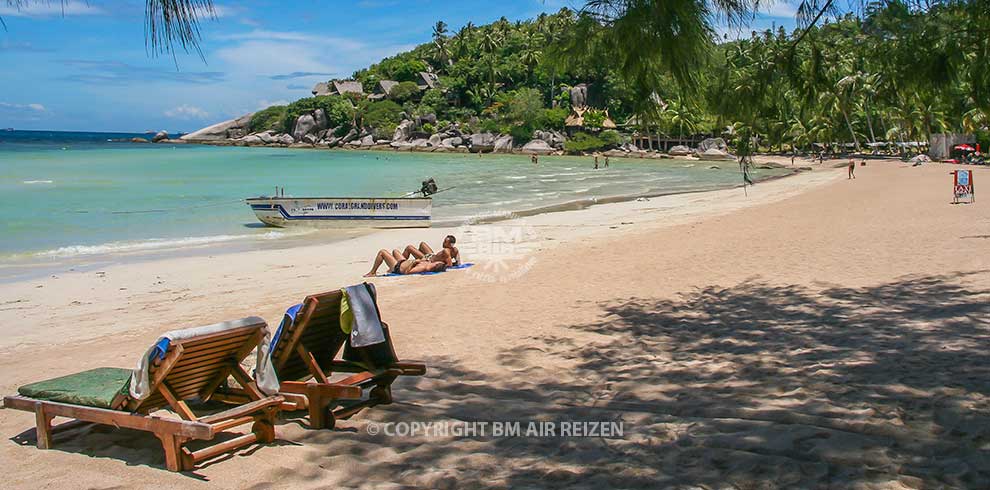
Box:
[420,178,439,197]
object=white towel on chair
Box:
[129,316,279,400]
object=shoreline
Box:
[0,164,838,353]
[0,157,802,282]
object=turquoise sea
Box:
[0,130,789,263]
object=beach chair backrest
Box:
[272,290,350,383]
[130,321,268,413]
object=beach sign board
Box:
[953,170,974,203]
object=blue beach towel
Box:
[269,303,304,352]
[382,262,474,277]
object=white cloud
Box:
[762,2,799,19]
[257,99,290,109]
[164,104,209,119]
[0,101,46,112]
[0,1,103,17]
[214,29,411,78]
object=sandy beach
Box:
[1,158,988,488]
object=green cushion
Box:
[18,367,132,409]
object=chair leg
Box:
[156,432,185,472]
[370,378,394,405]
[252,409,277,443]
[35,404,53,450]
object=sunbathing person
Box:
[402,235,460,266]
[364,249,447,277]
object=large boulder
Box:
[698,137,728,153]
[570,84,589,108]
[521,139,554,155]
[302,134,318,145]
[409,138,431,148]
[313,109,329,131]
[392,120,414,142]
[181,112,254,142]
[493,135,514,153]
[441,136,463,148]
[292,114,317,141]
[469,132,496,153]
[533,130,566,149]
[697,148,735,161]
[428,133,442,147]
[240,134,265,146]
[130,137,149,143]
[417,113,437,126]
[277,134,294,145]
[152,130,168,143]
[340,128,359,144]
[257,131,275,144]
[669,145,692,156]
[359,134,376,147]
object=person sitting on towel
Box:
[402,235,460,266]
[365,249,447,277]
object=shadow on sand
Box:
[278,271,990,489]
[9,272,989,487]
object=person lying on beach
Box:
[364,249,446,277]
[402,235,460,266]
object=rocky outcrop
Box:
[493,135,513,153]
[277,134,295,145]
[570,84,589,108]
[152,130,168,143]
[428,133,442,147]
[521,139,553,155]
[292,114,317,141]
[392,120,414,142]
[130,137,149,143]
[469,132,496,152]
[697,137,728,153]
[257,131,275,144]
[313,109,329,131]
[358,134,375,147]
[441,136,463,148]
[669,145,692,156]
[696,148,735,161]
[533,130,566,149]
[417,113,437,127]
[240,134,265,145]
[181,113,253,142]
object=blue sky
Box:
[0,0,799,132]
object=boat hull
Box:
[246,197,432,229]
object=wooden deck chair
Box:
[2,317,284,472]
[266,284,425,429]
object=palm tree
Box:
[2,0,220,58]
[479,27,504,105]
[431,20,452,72]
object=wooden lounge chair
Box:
[2,317,284,472]
[262,284,425,429]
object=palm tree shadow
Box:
[271,271,990,488]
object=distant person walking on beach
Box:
[848,159,856,179]
[604,156,609,168]
[594,156,599,169]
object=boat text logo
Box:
[317,201,399,211]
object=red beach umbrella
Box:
[954,144,976,152]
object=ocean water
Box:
[0,130,789,262]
